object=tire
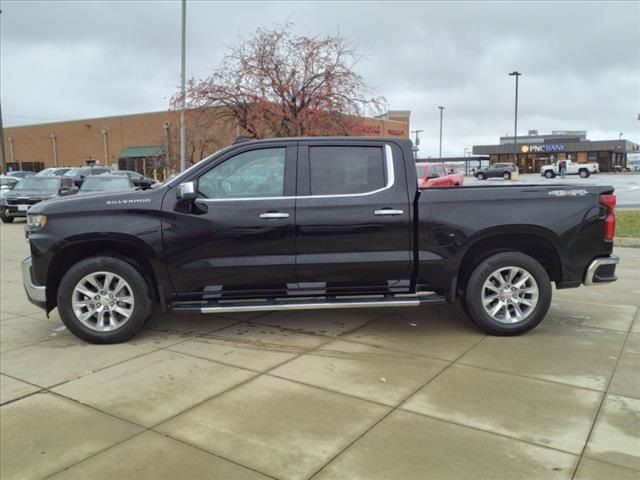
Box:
[544,170,555,179]
[57,256,153,344]
[476,173,485,180]
[1,215,14,223]
[502,172,511,180]
[462,252,551,335]
[579,169,590,178]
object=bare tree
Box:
[172,22,385,139]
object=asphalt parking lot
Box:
[1,219,639,480]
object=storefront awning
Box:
[119,145,164,159]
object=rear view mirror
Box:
[177,181,196,201]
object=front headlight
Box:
[26,214,47,230]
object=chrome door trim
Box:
[195,144,395,202]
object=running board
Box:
[171,294,445,314]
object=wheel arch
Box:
[456,229,563,294]
[46,238,160,311]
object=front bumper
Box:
[1,205,28,218]
[584,255,619,286]
[21,256,46,309]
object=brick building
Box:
[2,108,410,177]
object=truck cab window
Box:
[197,148,286,199]
[309,146,386,195]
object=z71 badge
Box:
[548,190,588,197]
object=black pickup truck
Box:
[22,137,619,343]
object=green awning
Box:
[119,145,164,159]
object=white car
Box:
[0,175,19,199]
[540,160,599,179]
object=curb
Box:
[614,237,640,248]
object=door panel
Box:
[294,142,413,294]
[162,144,297,299]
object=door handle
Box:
[374,209,404,216]
[259,212,290,219]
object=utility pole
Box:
[179,0,187,172]
[0,9,5,173]
[508,71,522,165]
[438,106,445,159]
[410,129,423,160]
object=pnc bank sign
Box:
[521,144,566,153]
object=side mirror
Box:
[177,181,196,201]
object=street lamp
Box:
[508,71,522,166]
[438,106,445,159]
[411,129,424,160]
[619,132,623,140]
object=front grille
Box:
[6,198,41,206]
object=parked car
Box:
[110,170,158,189]
[1,176,75,223]
[22,137,618,344]
[416,162,464,188]
[64,166,112,186]
[6,170,35,179]
[475,163,518,180]
[540,160,599,179]
[1,175,20,191]
[78,175,134,194]
[36,167,73,177]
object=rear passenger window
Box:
[309,146,386,195]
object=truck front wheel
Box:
[462,252,551,335]
[57,256,153,344]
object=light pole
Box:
[179,0,187,172]
[411,129,423,160]
[438,106,445,159]
[619,132,623,140]
[508,71,522,166]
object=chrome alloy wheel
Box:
[481,266,539,324]
[71,271,135,332]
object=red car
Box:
[416,163,464,188]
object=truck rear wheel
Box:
[579,169,590,178]
[57,256,153,344]
[502,172,511,180]
[462,252,551,335]
[544,170,555,178]
[476,173,485,180]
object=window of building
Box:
[197,148,285,199]
[309,146,386,195]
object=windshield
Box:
[14,177,59,191]
[64,168,79,176]
[80,177,131,192]
[36,168,56,176]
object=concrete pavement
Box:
[1,220,638,479]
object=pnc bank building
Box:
[473,130,639,173]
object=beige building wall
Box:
[3,108,410,171]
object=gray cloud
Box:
[2,0,638,157]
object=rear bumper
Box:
[583,255,619,286]
[21,256,47,309]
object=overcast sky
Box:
[2,0,639,157]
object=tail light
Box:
[599,193,616,241]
